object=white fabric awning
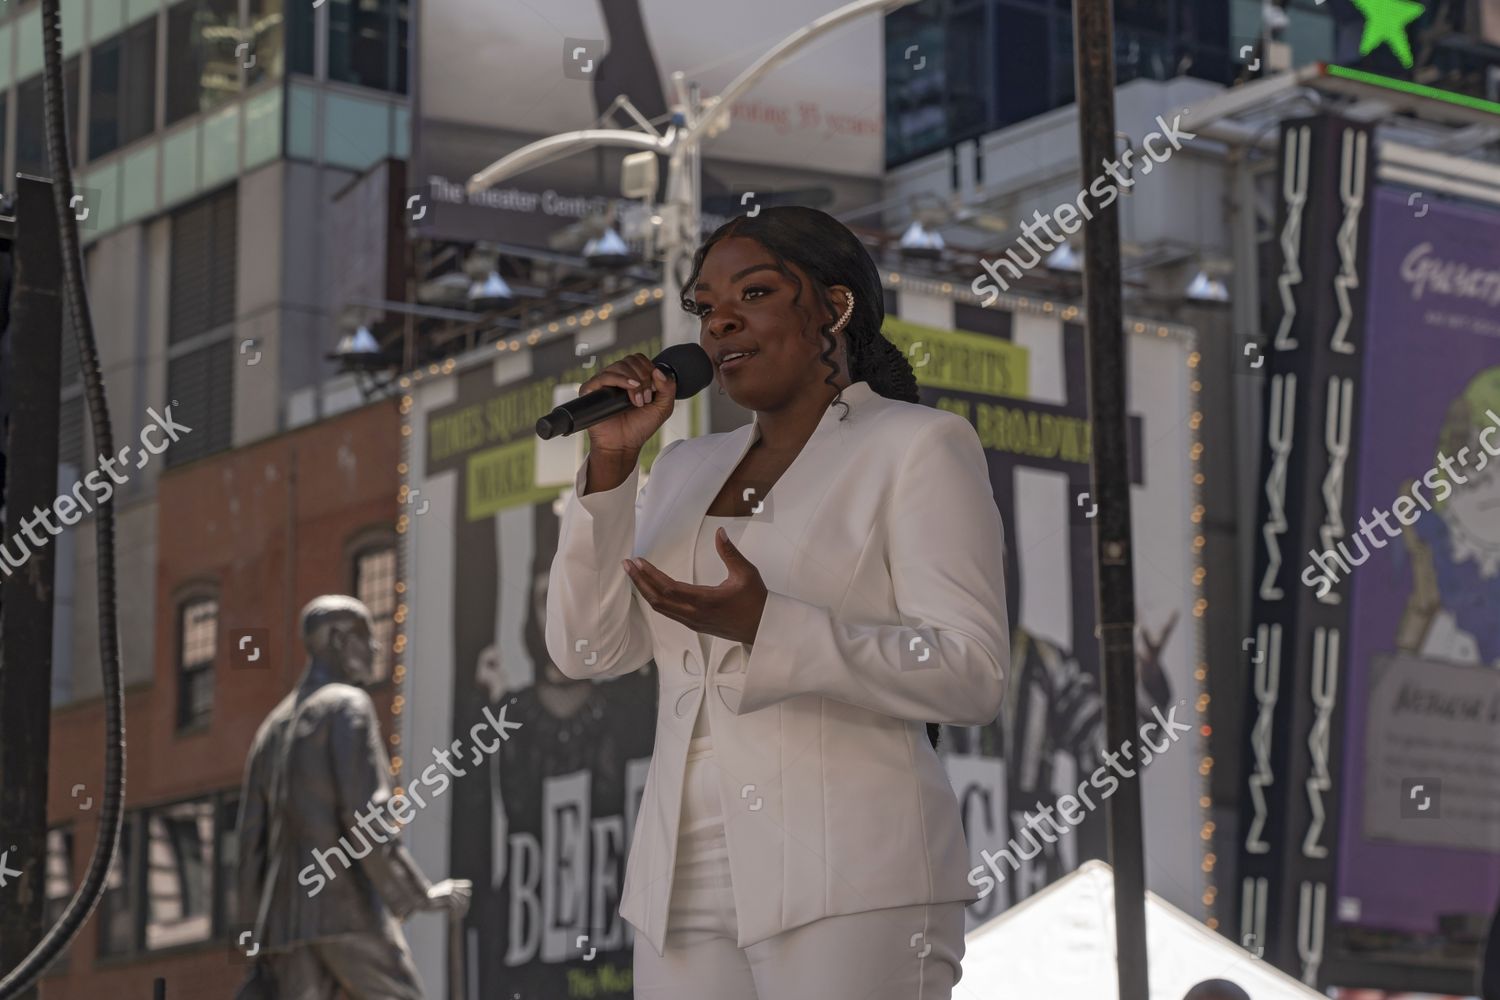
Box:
[960,860,1327,1000]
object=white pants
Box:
[633,736,968,1000]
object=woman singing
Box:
[545,206,1010,999]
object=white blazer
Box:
[545,378,1010,957]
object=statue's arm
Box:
[382,841,439,917]
[331,691,434,919]
[236,734,270,930]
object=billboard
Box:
[881,286,1208,928]
[1333,185,1500,952]
[1238,113,1500,995]
[405,307,678,999]
[1237,115,1377,991]
[402,286,1207,996]
[413,0,884,246]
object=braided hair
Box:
[679,206,943,752]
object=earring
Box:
[830,292,855,335]
[832,293,855,376]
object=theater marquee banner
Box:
[403,305,682,999]
[880,284,1208,929]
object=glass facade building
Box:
[0,0,407,229]
[885,0,1234,167]
[885,0,1500,169]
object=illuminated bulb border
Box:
[402,279,1197,385]
[1184,343,1213,928]
[391,387,415,787]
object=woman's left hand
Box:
[623,528,768,645]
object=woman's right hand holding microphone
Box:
[579,354,677,494]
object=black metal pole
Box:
[0,175,65,999]
[1071,4,1150,999]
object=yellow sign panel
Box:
[881,316,1030,399]
[467,439,557,520]
[429,339,665,466]
[463,403,674,521]
[974,401,1092,464]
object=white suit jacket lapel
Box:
[644,381,875,677]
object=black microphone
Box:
[535,343,715,440]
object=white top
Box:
[690,514,748,739]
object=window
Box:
[216,795,241,933]
[15,73,46,176]
[89,18,159,160]
[1181,0,1229,48]
[246,0,294,85]
[15,67,82,178]
[165,0,242,126]
[1116,0,1172,34]
[1051,14,1077,111]
[177,596,218,729]
[1112,25,1178,86]
[354,542,397,683]
[328,0,409,94]
[281,0,315,75]
[164,341,234,465]
[166,187,237,466]
[945,5,989,142]
[43,828,75,972]
[169,189,237,345]
[98,814,138,957]
[884,3,947,166]
[144,800,216,949]
[94,791,240,961]
[995,9,1050,129]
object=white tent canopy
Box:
[959,860,1327,1000]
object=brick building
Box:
[41,398,399,998]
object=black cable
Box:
[0,0,124,993]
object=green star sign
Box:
[1350,0,1426,69]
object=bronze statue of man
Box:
[236,595,471,998]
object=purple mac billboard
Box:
[1333,186,1500,974]
[1240,112,1500,996]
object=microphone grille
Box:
[656,343,714,398]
